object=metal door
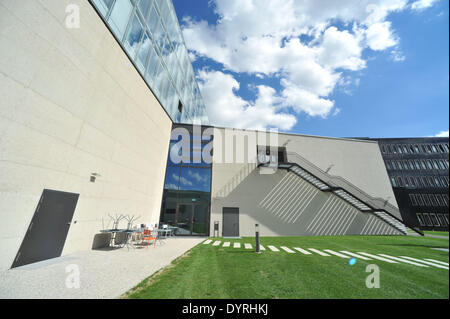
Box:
[11,189,79,268]
[223,207,239,237]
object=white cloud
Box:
[181,0,418,130]
[197,70,297,130]
[365,22,398,51]
[411,0,439,11]
[435,130,449,137]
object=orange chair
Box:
[142,229,157,248]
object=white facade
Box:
[0,0,173,270]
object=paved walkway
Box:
[0,237,204,299]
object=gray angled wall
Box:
[210,127,401,237]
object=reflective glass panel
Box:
[124,13,145,59]
[93,0,114,16]
[179,167,211,192]
[108,0,133,39]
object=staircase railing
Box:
[260,151,423,236]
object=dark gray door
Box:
[223,207,239,237]
[11,189,79,268]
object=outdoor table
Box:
[100,229,140,249]
[168,226,179,236]
[158,228,173,238]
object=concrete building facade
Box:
[0,0,186,270]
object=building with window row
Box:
[371,138,449,231]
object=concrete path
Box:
[0,237,203,299]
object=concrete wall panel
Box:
[0,0,172,269]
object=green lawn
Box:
[124,235,449,299]
[423,231,449,237]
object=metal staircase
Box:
[259,151,423,236]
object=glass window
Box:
[108,0,133,40]
[423,195,431,206]
[426,160,433,170]
[146,3,160,31]
[427,177,435,187]
[434,177,442,188]
[164,165,180,190]
[429,194,438,206]
[404,177,410,188]
[416,213,425,226]
[179,167,212,192]
[415,177,422,188]
[385,161,391,170]
[437,214,447,227]
[432,160,440,170]
[409,194,418,206]
[145,46,160,84]
[436,194,444,206]
[167,141,183,166]
[409,177,416,188]
[390,177,397,187]
[397,177,404,187]
[136,32,153,73]
[93,0,115,16]
[381,145,386,153]
[414,160,421,170]
[417,194,424,206]
[441,177,449,188]
[430,214,440,226]
[153,17,166,52]
[124,13,145,59]
[398,161,403,170]
[423,213,433,226]
[402,145,409,154]
[420,160,427,170]
[431,145,438,153]
[153,59,165,96]
[138,0,153,18]
[408,160,415,170]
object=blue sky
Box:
[173,0,449,138]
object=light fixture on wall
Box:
[90,173,101,183]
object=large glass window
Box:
[160,125,213,236]
[416,213,425,226]
[136,32,153,73]
[91,0,209,125]
[93,0,114,16]
[138,0,153,18]
[108,0,133,39]
[124,13,145,59]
